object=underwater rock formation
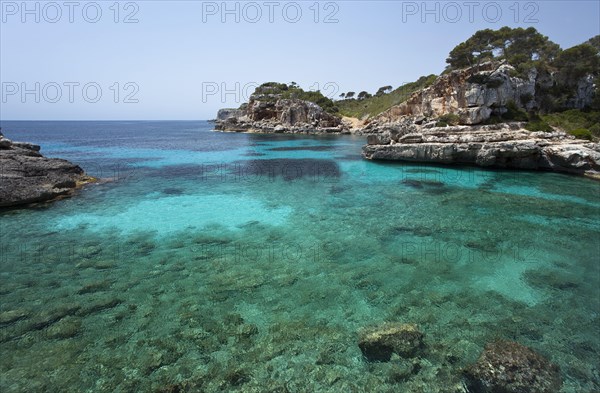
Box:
[0,131,94,207]
[358,323,424,362]
[464,340,562,393]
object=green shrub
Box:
[525,119,553,132]
[436,113,460,127]
[486,79,504,88]
[467,74,503,88]
[569,128,593,140]
[504,101,529,121]
[541,109,600,135]
[520,93,534,106]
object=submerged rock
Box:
[0,309,29,325]
[358,323,424,362]
[45,316,82,339]
[464,340,562,393]
[0,130,94,207]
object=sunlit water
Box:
[0,121,598,392]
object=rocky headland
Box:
[360,61,599,177]
[215,83,348,134]
[0,131,94,208]
[214,28,599,178]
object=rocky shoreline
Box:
[363,123,600,178]
[0,131,94,208]
[215,99,351,135]
[215,60,599,178]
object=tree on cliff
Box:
[446,27,560,70]
[358,91,372,100]
[376,86,393,96]
[554,44,600,83]
[345,92,356,99]
[585,35,600,53]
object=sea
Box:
[0,121,598,392]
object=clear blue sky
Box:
[1,0,598,120]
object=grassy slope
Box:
[542,110,600,138]
[336,75,437,119]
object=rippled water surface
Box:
[1,121,598,392]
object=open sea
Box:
[0,121,598,392]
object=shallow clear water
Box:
[0,121,599,392]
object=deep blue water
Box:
[0,121,599,392]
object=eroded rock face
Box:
[0,131,93,208]
[358,323,424,362]
[215,97,344,134]
[464,340,562,393]
[363,123,600,178]
[368,62,594,128]
[216,108,245,121]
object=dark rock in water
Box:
[0,309,29,325]
[0,130,94,207]
[402,179,446,190]
[237,220,260,229]
[78,298,123,317]
[402,179,424,189]
[464,340,562,393]
[358,323,424,362]
[77,280,112,295]
[29,304,82,331]
[45,316,82,339]
[162,188,184,195]
[268,145,334,152]
[233,158,340,181]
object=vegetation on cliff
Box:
[336,75,437,119]
[230,28,598,138]
[250,82,340,115]
[446,28,599,113]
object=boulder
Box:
[358,323,424,362]
[464,340,562,393]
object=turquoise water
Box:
[0,121,599,392]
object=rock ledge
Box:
[0,131,94,208]
[363,123,600,178]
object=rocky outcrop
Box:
[215,89,346,134]
[216,108,245,121]
[367,61,594,129]
[0,131,94,208]
[358,323,424,362]
[363,123,600,178]
[464,340,562,393]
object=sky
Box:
[1,0,599,120]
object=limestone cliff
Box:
[367,61,595,128]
